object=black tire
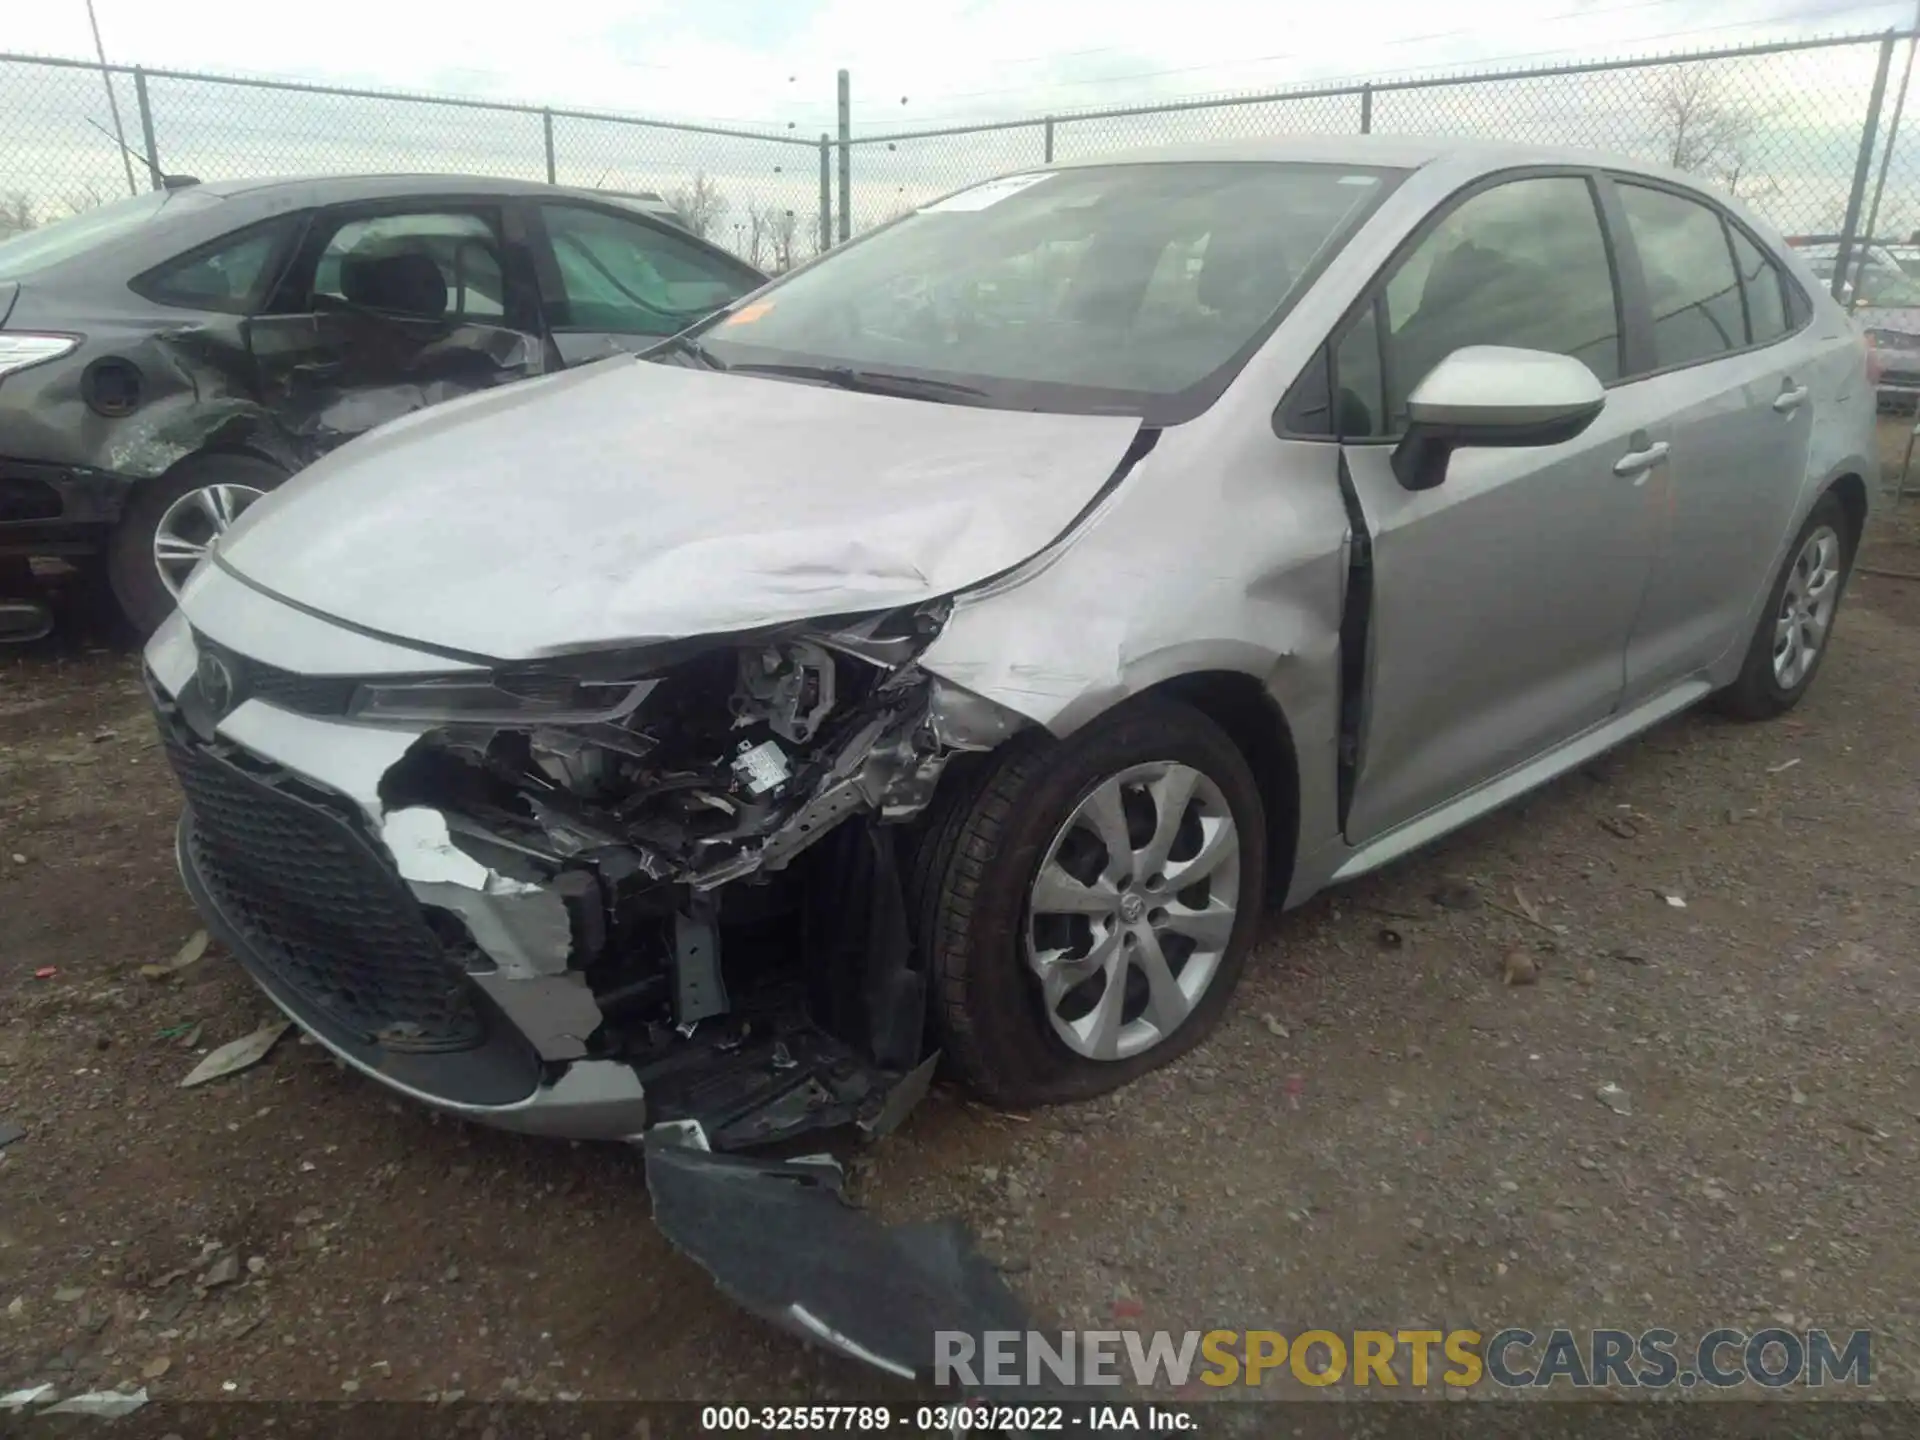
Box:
[107,452,286,637]
[912,696,1268,1109]
[1712,490,1856,722]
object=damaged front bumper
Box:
[145,588,1025,1152]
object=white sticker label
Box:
[919,172,1053,213]
[732,739,791,796]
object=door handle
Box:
[1773,384,1810,413]
[1613,440,1670,481]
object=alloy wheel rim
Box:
[1772,524,1842,690]
[1024,760,1241,1062]
[154,484,265,598]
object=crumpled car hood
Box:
[214,357,1141,661]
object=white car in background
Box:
[1790,239,1920,406]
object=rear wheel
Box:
[108,453,283,636]
[914,697,1267,1108]
[1712,491,1854,721]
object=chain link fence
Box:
[555,115,825,269]
[0,54,818,266]
[4,32,1920,281]
[0,56,144,224]
[842,30,1920,288]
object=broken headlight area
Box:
[372,601,1011,1151]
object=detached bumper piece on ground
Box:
[644,1132,1035,1386]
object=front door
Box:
[245,202,547,463]
[1330,173,1664,842]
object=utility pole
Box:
[86,0,139,198]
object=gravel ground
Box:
[3,436,1919,1408]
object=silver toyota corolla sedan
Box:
[145,137,1874,1154]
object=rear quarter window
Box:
[132,215,303,314]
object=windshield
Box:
[0,189,222,279]
[695,162,1401,421]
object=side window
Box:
[1279,346,1333,437]
[1333,299,1385,439]
[540,204,755,335]
[307,212,504,322]
[1728,227,1789,345]
[134,216,301,314]
[1616,183,1744,368]
[1379,176,1621,428]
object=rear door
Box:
[1324,172,1669,842]
[525,200,763,366]
[245,200,548,460]
[1607,178,1818,703]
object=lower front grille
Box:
[164,734,487,1053]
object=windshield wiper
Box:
[724,362,990,402]
[648,332,731,370]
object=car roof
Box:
[1046,133,1712,185]
[185,173,672,206]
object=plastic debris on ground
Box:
[44,1388,148,1417]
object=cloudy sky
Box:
[7,0,1913,133]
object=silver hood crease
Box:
[211,357,1143,659]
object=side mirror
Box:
[1391,346,1605,491]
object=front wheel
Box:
[1712,491,1855,721]
[108,453,284,636]
[914,696,1267,1108]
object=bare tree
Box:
[768,207,800,273]
[1651,69,1774,202]
[0,191,36,239]
[666,172,728,241]
[61,183,107,218]
[743,200,772,270]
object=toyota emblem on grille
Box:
[196,649,236,717]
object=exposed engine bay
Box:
[352,600,1028,1152]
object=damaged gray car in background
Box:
[145,137,1873,1376]
[0,174,759,638]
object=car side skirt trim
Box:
[1328,675,1712,884]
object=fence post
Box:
[1835,33,1898,304]
[542,109,556,184]
[133,67,162,190]
[819,134,832,253]
[1360,83,1373,134]
[837,70,852,242]
[1862,33,1918,266]
[1044,116,1055,163]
